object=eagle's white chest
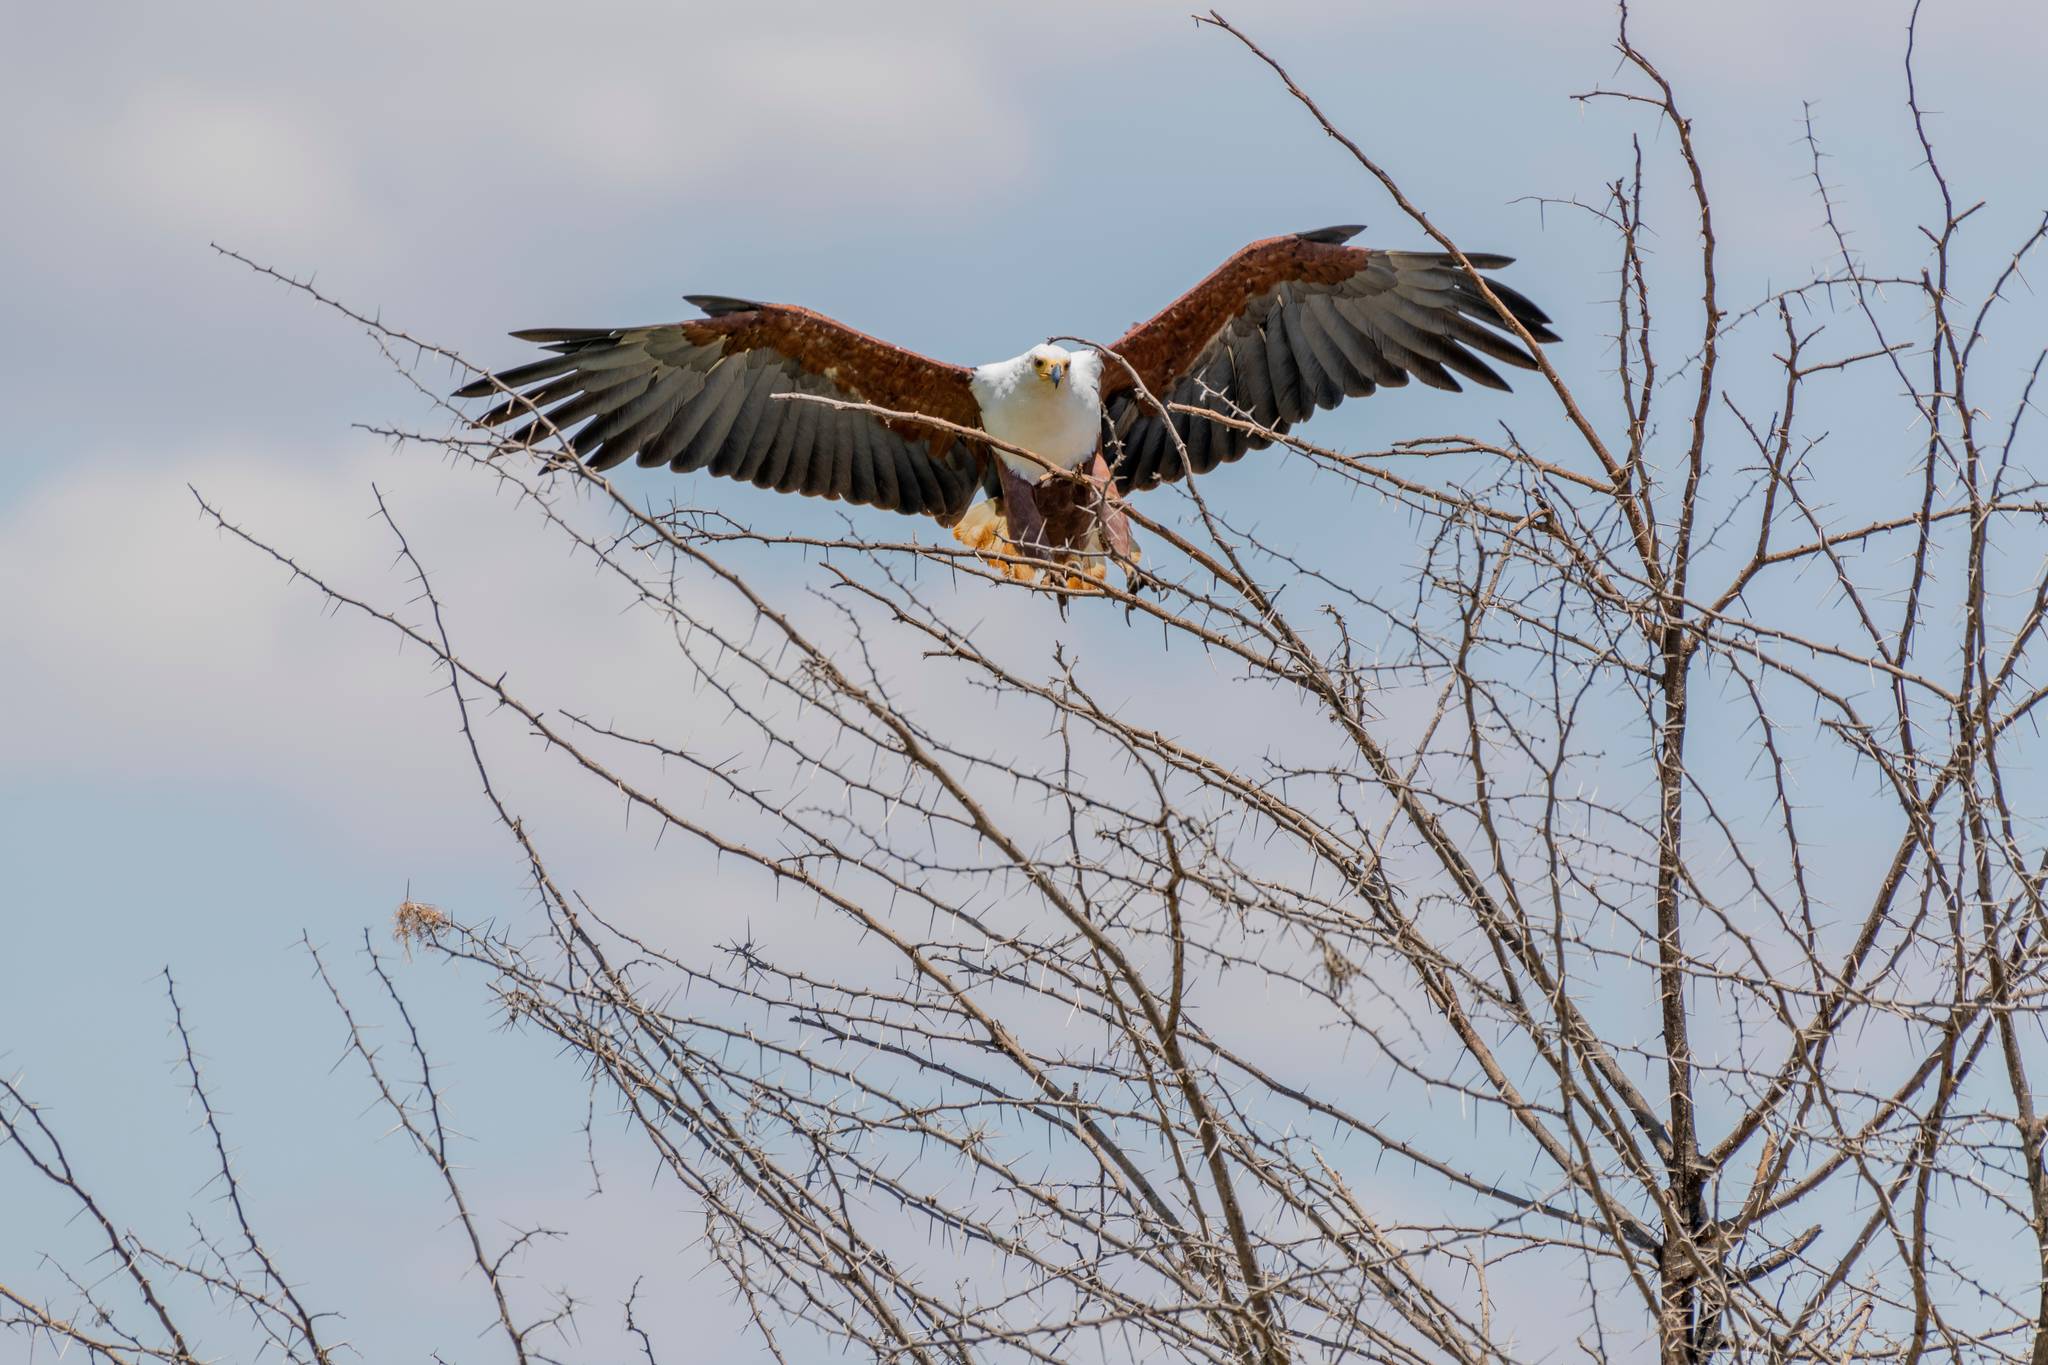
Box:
[970,350,1104,478]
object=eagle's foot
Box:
[952,503,1039,581]
[953,501,1005,553]
[1059,556,1113,594]
[956,484,1136,593]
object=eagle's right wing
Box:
[457,299,991,524]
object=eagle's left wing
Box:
[456,299,991,523]
[1101,226,1559,493]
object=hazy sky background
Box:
[4,1,2045,1359]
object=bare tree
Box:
[7,5,2046,1362]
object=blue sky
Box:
[4,1,2045,1359]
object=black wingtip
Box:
[684,294,766,317]
[1297,224,1366,245]
[1484,277,1562,346]
[508,327,619,349]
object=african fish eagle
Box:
[457,226,1558,586]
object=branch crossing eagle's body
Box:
[459,226,1559,588]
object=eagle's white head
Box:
[970,344,1104,476]
[1025,342,1073,389]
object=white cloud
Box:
[1,441,710,857]
[97,84,375,252]
[502,29,1032,206]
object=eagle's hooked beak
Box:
[1047,361,1065,388]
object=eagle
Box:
[457,225,1557,587]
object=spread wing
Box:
[1102,226,1560,493]
[456,298,990,524]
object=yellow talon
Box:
[951,502,1004,552]
[954,503,1125,592]
[951,505,1041,580]
[952,502,1018,574]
